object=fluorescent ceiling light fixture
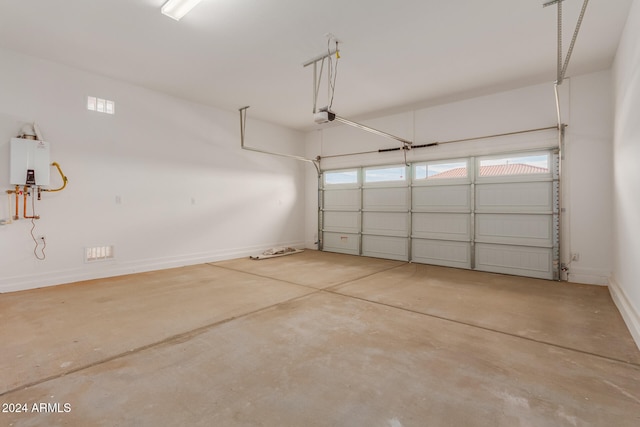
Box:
[161,0,203,21]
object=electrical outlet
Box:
[571,252,580,262]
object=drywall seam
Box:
[609,276,640,351]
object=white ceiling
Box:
[0,0,633,130]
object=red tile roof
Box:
[429,163,548,179]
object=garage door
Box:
[320,150,559,280]
[473,152,559,280]
[321,169,361,255]
[412,159,472,269]
[361,165,410,261]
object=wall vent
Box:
[85,245,115,262]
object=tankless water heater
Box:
[10,137,50,186]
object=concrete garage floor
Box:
[1,251,639,426]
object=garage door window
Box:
[414,160,468,181]
[364,165,407,183]
[324,169,359,186]
[478,153,550,177]
[320,149,558,280]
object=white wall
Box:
[0,48,307,293]
[611,0,640,346]
[305,71,615,286]
[565,71,614,285]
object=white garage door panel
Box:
[362,235,408,261]
[475,214,553,247]
[363,187,409,211]
[324,189,361,211]
[362,212,409,237]
[323,232,360,255]
[412,185,471,212]
[475,182,552,213]
[323,211,360,234]
[412,239,471,269]
[412,213,471,241]
[322,150,558,280]
[475,243,553,279]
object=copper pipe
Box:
[5,185,21,219]
[23,186,39,219]
[15,185,19,219]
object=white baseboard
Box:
[0,241,305,294]
[567,267,610,286]
[608,277,640,351]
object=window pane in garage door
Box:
[364,165,407,183]
[324,169,359,185]
[415,160,468,181]
[478,153,550,178]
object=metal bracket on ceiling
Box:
[543,0,565,7]
[546,0,590,85]
[546,0,589,130]
[303,48,339,115]
[303,43,413,157]
[239,106,321,175]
